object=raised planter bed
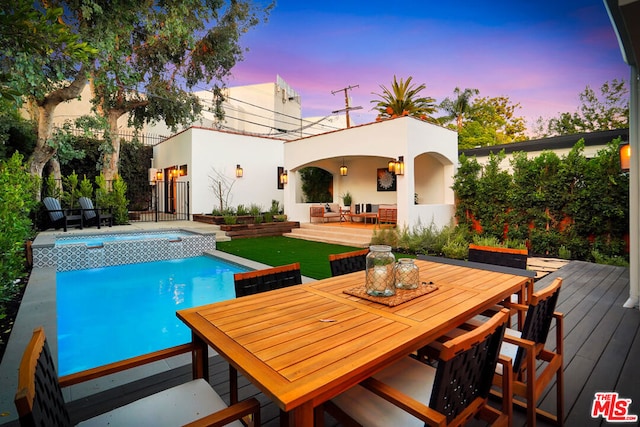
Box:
[220,221,300,239]
[192,214,255,225]
[193,214,299,238]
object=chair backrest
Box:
[468,244,528,270]
[15,327,72,427]
[234,262,302,297]
[430,309,508,424]
[43,197,64,222]
[514,277,562,372]
[78,197,97,220]
[328,249,369,277]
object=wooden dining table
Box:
[176,258,530,426]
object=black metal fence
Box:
[128,180,190,222]
[42,178,190,223]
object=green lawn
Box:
[216,236,362,279]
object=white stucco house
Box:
[152,116,458,230]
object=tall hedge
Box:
[0,153,38,313]
[453,139,629,260]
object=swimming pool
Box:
[56,255,248,376]
[33,230,217,271]
[55,230,196,246]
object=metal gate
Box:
[129,180,190,222]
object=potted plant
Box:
[341,191,353,209]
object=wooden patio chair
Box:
[495,277,564,427]
[233,262,302,297]
[79,196,113,229]
[15,327,261,427]
[328,248,369,277]
[421,277,564,427]
[324,309,512,427]
[43,197,83,232]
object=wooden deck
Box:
[3,260,637,426]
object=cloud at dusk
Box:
[225,0,629,130]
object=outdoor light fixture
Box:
[620,142,630,172]
[156,170,163,181]
[388,159,396,172]
[280,170,288,185]
[236,164,243,178]
[395,156,405,175]
[340,158,348,176]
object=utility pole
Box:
[332,85,362,128]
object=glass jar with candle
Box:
[365,245,396,296]
[395,258,419,289]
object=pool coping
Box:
[0,245,314,424]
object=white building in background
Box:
[147,75,347,138]
[153,115,458,230]
[47,75,347,140]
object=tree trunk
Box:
[102,110,124,182]
[29,66,88,199]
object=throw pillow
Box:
[325,203,331,212]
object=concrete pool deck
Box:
[0,220,315,425]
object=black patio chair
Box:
[328,248,369,277]
[79,196,113,229]
[233,262,302,297]
[14,327,261,427]
[325,309,512,427]
[42,197,82,232]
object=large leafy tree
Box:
[2,1,97,195]
[438,87,479,131]
[533,79,629,137]
[439,89,526,149]
[85,0,272,180]
[459,95,527,148]
[371,76,437,122]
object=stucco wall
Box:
[153,127,285,215]
[284,117,458,229]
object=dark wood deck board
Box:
[4,260,633,427]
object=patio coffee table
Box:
[177,258,529,425]
[348,212,378,224]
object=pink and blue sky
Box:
[227,0,629,131]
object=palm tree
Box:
[439,87,479,131]
[371,76,437,122]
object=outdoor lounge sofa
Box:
[310,203,341,223]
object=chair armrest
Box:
[59,343,194,387]
[553,311,564,355]
[183,397,261,427]
[361,376,446,426]
[310,206,325,217]
[499,300,529,312]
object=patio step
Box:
[283,223,374,247]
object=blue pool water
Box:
[56,255,247,376]
[56,230,195,247]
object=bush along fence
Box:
[39,172,129,229]
[453,138,629,263]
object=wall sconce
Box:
[620,142,630,172]
[340,158,348,176]
[236,164,243,178]
[388,156,405,175]
[280,170,288,185]
[395,156,404,175]
[156,170,163,181]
